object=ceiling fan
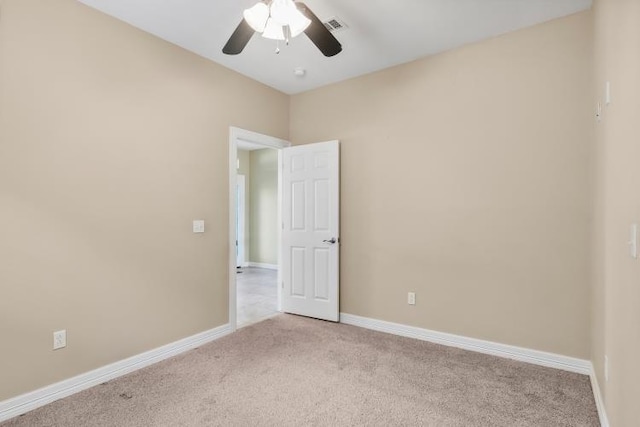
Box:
[222,0,342,57]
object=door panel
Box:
[291,247,306,297]
[282,141,339,322]
[314,248,330,300]
[291,181,306,230]
[314,180,329,230]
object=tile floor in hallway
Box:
[237,267,278,327]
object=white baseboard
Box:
[339,313,591,375]
[0,323,232,423]
[340,313,613,423]
[590,367,609,427]
[247,262,278,270]
[1,316,608,426]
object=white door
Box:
[282,141,340,322]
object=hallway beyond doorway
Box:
[237,267,278,327]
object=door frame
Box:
[228,126,290,332]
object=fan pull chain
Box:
[275,41,280,54]
[284,26,291,46]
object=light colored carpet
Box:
[2,314,599,426]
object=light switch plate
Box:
[193,220,205,233]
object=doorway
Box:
[236,146,278,326]
[228,127,290,331]
[236,174,245,268]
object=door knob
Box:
[323,237,337,244]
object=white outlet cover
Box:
[408,292,416,305]
[53,330,66,350]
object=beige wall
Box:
[237,150,251,264]
[4,0,623,416]
[0,0,288,400]
[591,0,640,425]
[291,12,594,358]
[249,149,278,265]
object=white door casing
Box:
[229,127,289,332]
[282,141,340,322]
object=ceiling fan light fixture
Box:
[243,0,311,42]
[270,0,298,25]
[243,2,269,32]
[288,10,311,37]
[262,17,285,40]
[224,0,342,57]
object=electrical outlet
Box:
[605,355,609,382]
[407,292,416,305]
[53,330,66,350]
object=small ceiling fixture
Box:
[244,0,311,42]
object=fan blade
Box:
[223,19,254,55]
[296,2,342,57]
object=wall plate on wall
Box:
[193,220,205,233]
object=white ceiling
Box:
[77,0,592,94]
